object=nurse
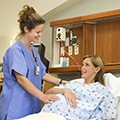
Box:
[0,5,69,120]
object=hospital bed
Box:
[104,73,120,120]
[15,73,120,120]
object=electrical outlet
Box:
[61,47,64,55]
[68,46,72,55]
[65,37,69,46]
[74,45,79,55]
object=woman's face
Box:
[81,58,98,83]
[25,24,45,43]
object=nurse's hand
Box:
[42,94,60,104]
[63,89,81,109]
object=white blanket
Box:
[15,112,66,120]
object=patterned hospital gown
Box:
[41,80,116,120]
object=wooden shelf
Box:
[50,9,120,27]
[105,64,120,71]
[50,9,120,73]
[49,65,81,73]
[49,64,120,73]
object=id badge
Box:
[36,66,39,75]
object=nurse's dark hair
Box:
[83,55,105,85]
[15,4,45,40]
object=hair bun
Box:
[18,4,36,23]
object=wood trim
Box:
[105,64,120,71]
[49,64,120,73]
[80,9,120,22]
[50,17,80,27]
[50,9,120,27]
[0,83,3,86]
[49,65,82,73]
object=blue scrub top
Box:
[0,41,46,120]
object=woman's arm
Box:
[14,71,59,104]
[106,119,112,120]
[46,87,81,108]
[46,88,66,94]
[42,73,69,85]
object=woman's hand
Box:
[63,89,81,109]
[41,94,60,104]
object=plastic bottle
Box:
[60,54,67,67]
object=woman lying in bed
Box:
[41,55,117,120]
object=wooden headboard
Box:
[41,81,57,109]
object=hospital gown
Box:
[0,41,46,120]
[41,81,116,120]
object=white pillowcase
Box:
[104,73,120,97]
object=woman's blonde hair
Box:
[83,55,105,85]
[15,5,45,40]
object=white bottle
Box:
[60,54,67,67]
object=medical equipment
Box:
[56,27,66,41]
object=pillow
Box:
[104,73,120,97]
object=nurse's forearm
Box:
[14,71,45,100]
[42,73,61,85]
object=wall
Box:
[0,1,34,63]
[42,0,120,78]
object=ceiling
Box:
[40,0,81,20]
[0,0,81,20]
